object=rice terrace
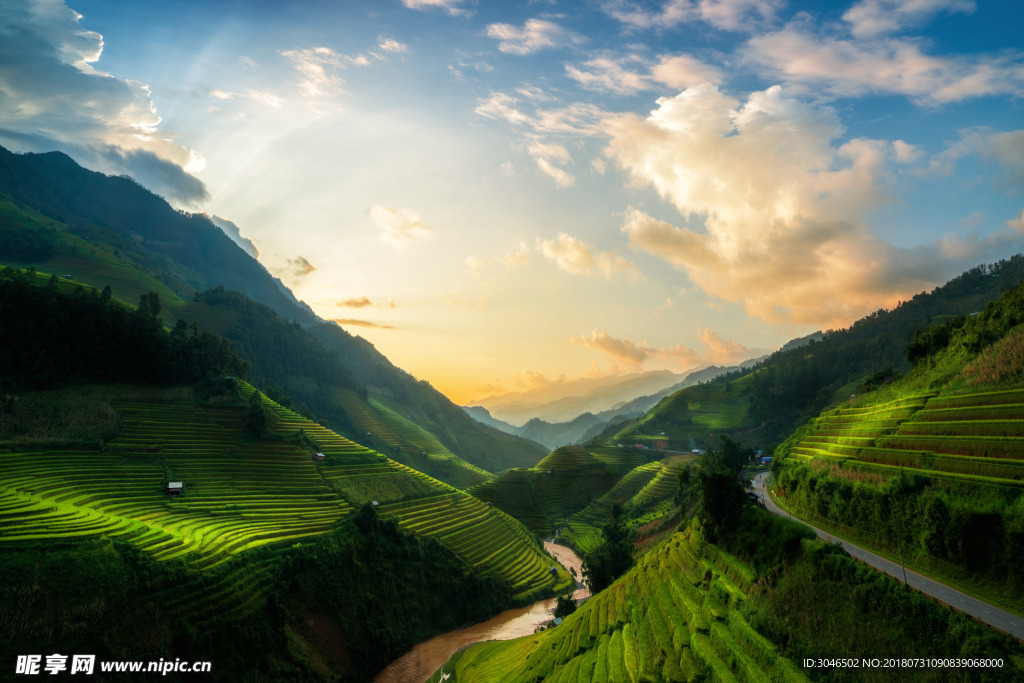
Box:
[3,0,1024,681]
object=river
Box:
[373,541,588,683]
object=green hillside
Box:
[614,257,1024,452]
[774,282,1024,613]
[559,458,686,555]
[433,513,1021,683]
[466,446,661,535]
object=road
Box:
[754,472,1024,642]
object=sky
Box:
[2,0,1023,405]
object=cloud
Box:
[285,256,316,277]
[337,296,375,308]
[467,243,531,275]
[744,24,1024,104]
[475,92,609,135]
[605,84,1019,327]
[570,328,760,367]
[369,205,433,247]
[401,0,472,16]
[378,36,408,53]
[696,328,766,365]
[486,19,583,55]
[1008,209,1024,234]
[332,318,395,329]
[526,139,576,187]
[892,140,921,164]
[565,53,722,95]
[209,215,259,258]
[600,0,783,32]
[0,0,208,205]
[510,367,554,389]
[279,46,375,96]
[538,232,639,278]
[572,330,652,364]
[843,0,975,39]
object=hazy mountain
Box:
[462,406,518,435]
[469,370,687,425]
[514,413,607,450]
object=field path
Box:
[755,472,1024,642]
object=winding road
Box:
[754,472,1024,642]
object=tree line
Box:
[0,267,249,390]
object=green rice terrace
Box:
[0,381,571,600]
[465,445,661,536]
[788,388,1024,487]
[432,523,809,683]
[334,388,495,490]
[614,373,760,451]
[559,459,684,555]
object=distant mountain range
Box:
[462,355,789,449]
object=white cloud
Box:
[538,232,638,278]
[744,25,1024,104]
[401,0,472,16]
[280,46,376,96]
[0,0,208,205]
[527,140,572,164]
[606,84,1016,327]
[892,139,922,164]
[600,0,783,32]
[570,327,762,367]
[475,92,609,135]
[650,54,724,88]
[843,0,975,39]
[501,160,516,176]
[566,56,651,94]
[378,36,408,53]
[1008,209,1024,234]
[368,205,434,247]
[486,19,583,55]
[566,53,722,95]
[535,158,576,188]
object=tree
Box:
[554,592,577,619]
[581,504,634,594]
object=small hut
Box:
[166,481,183,497]
[315,452,325,462]
[549,566,559,577]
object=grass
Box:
[0,381,571,599]
[439,523,811,683]
[465,445,664,536]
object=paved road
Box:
[754,472,1024,642]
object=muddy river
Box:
[373,541,588,683]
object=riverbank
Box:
[373,541,586,683]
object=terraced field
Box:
[0,399,354,571]
[559,460,680,555]
[614,374,758,450]
[437,525,809,683]
[0,382,569,602]
[333,389,494,490]
[466,446,659,536]
[244,383,571,598]
[788,387,1024,486]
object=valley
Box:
[3,149,1024,682]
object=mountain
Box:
[467,369,687,425]
[463,405,519,434]
[0,145,548,474]
[513,412,607,449]
[0,146,317,325]
[616,256,1024,450]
